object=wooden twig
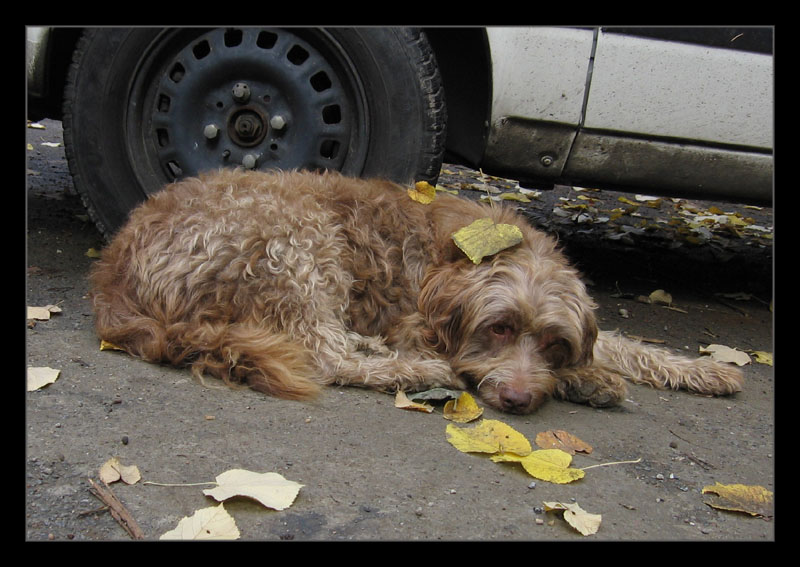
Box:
[87,478,145,540]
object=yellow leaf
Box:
[699,344,751,366]
[452,218,523,264]
[492,449,585,484]
[535,430,593,455]
[27,366,60,391]
[499,192,531,203]
[749,351,773,366]
[446,419,532,456]
[86,247,102,259]
[395,390,435,413]
[202,469,303,511]
[407,181,437,204]
[443,392,484,423]
[648,289,673,306]
[617,196,639,206]
[99,457,141,485]
[702,482,773,518]
[160,503,240,540]
[100,339,126,352]
[543,501,602,535]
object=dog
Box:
[90,169,743,413]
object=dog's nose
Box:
[499,386,533,413]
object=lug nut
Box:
[270,115,287,130]
[540,154,555,167]
[232,82,251,103]
[203,124,220,139]
[242,154,258,169]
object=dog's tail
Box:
[594,331,744,395]
[93,304,321,400]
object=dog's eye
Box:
[489,323,514,338]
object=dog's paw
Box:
[553,370,627,408]
[558,383,622,407]
[683,359,744,395]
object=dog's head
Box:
[418,239,597,414]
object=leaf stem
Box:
[580,457,642,471]
[143,481,218,487]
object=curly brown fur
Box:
[90,169,743,413]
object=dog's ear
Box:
[417,263,469,354]
[576,313,598,367]
[565,291,598,367]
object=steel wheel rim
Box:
[127,28,363,189]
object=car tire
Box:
[63,27,446,237]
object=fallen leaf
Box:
[27,366,60,391]
[99,457,141,485]
[702,482,773,518]
[443,392,484,423]
[446,419,532,456]
[648,289,673,306]
[407,181,437,205]
[407,388,463,402]
[543,501,602,535]
[499,192,531,203]
[86,248,102,259]
[160,503,240,540]
[27,305,62,320]
[535,430,593,455]
[749,351,773,366]
[202,469,303,511]
[452,218,523,264]
[492,449,586,484]
[395,390,435,413]
[699,344,751,366]
[100,339,126,352]
[517,187,541,199]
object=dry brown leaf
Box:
[535,430,593,455]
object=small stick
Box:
[87,478,145,540]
